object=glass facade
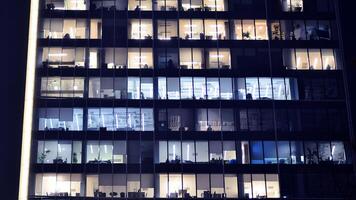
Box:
[22,0,354,199]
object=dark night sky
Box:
[0,0,356,199]
[1,0,30,198]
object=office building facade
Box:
[19,0,355,199]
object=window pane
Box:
[221,109,234,131]
[158,77,167,99]
[291,141,304,164]
[246,78,259,100]
[113,141,127,164]
[127,108,140,131]
[169,174,182,197]
[57,141,72,163]
[264,141,277,164]
[193,77,206,99]
[197,174,210,197]
[240,141,250,164]
[251,141,263,164]
[331,141,346,164]
[266,174,280,198]
[255,20,268,40]
[99,141,113,163]
[87,141,100,163]
[309,49,322,70]
[127,77,140,99]
[157,20,178,39]
[206,78,219,99]
[252,174,266,198]
[220,78,232,100]
[141,108,154,131]
[182,141,195,163]
[158,141,168,163]
[322,49,336,70]
[318,141,332,162]
[183,174,196,197]
[233,20,242,40]
[242,174,252,198]
[272,78,287,100]
[141,78,153,99]
[209,141,222,163]
[208,109,221,131]
[225,174,238,197]
[277,141,291,164]
[258,78,272,100]
[296,49,309,70]
[129,19,153,39]
[180,77,193,99]
[169,141,181,163]
[196,141,209,163]
[167,78,180,99]
[211,174,224,194]
[243,20,255,40]
[223,141,236,163]
[305,141,318,164]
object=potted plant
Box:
[72,152,78,163]
[39,150,50,163]
[204,6,211,11]
[272,24,280,40]
[294,2,302,12]
[242,32,250,40]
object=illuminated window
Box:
[182,141,195,163]
[128,48,153,69]
[203,0,227,11]
[45,0,87,10]
[204,20,229,40]
[281,0,303,12]
[266,174,280,198]
[157,20,178,40]
[206,48,231,69]
[41,77,84,98]
[38,108,83,131]
[154,0,178,11]
[255,20,268,40]
[179,48,204,69]
[42,47,85,68]
[129,19,153,39]
[90,19,102,39]
[105,48,127,69]
[224,174,238,197]
[87,108,153,131]
[193,77,206,99]
[243,20,255,40]
[180,77,193,99]
[128,0,152,10]
[35,173,83,196]
[181,0,203,11]
[179,19,203,40]
[252,174,266,198]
